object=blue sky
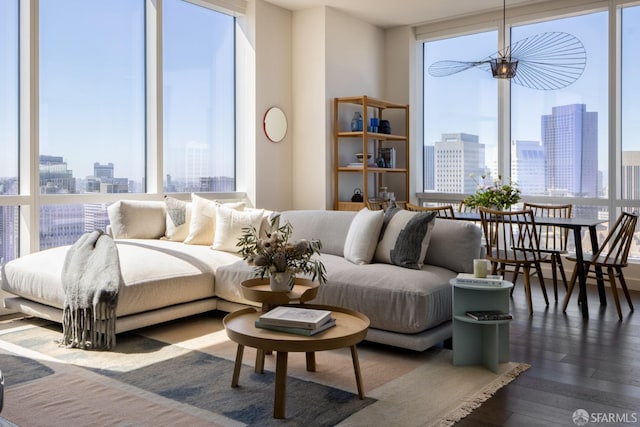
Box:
[424,6,640,180]
[2,3,639,186]
[1,0,235,184]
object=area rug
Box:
[0,314,529,427]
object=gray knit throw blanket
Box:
[60,230,122,350]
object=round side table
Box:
[240,277,321,373]
[240,277,319,312]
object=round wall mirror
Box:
[264,107,288,142]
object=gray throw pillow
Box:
[374,208,437,269]
[164,196,191,241]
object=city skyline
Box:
[423,8,640,192]
[425,102,607,199]
[0,0,235,188]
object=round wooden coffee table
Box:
[240,277,319,311]
[240,278,321,373]
[223,304,370,419]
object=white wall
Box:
[254,1,293,211]
[291,8,327,209]
[248,2,410,210]
[384,26,419,203]
[248,1,418,210]
[290,6,385,209]
[237,0,293,212]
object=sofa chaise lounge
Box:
[1,198,482,351]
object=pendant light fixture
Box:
[490,0,517,79]
[428,1,587,91]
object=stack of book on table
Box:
[455,273,504,286]
[255,306,336,336]
[465,310,513,321]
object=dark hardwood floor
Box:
[456,278,640,426]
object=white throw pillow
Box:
[164,196,192,242]
[212,205,265,252]
[184,194,245,245]
[343,208,384,265]
[107,200,166,239]
[246,208,281,238]
[374,207,437,269]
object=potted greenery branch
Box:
[237,216,327,291]
[463,174,521,211]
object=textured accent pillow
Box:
[184,194,245,245]
[246,208,281,238]
[107,200,166,239]
[344,208,384,265]
[164,196,192,242]
[374,208,437,269]
[212,206,265,252]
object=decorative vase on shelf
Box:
[269,270,293,292]
[350,112,363,132]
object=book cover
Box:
[258,306,333,329]
[254,318,336,336]
[455,273,504,286]
[465,310,513,321]
[378,147,396,168]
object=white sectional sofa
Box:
[1,197,482,351]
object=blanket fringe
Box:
[61,302,116,350]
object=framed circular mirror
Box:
[263,107,287,142]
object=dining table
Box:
[453,211,608,318]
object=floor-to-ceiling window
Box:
[511,11,608,225]
[38,0,146,249]
[163,0,235,193]
[421,1,640,257]
[423,31,498,196]
[0,0,238,255]
[0,0,19,262]
[621,5,640,201]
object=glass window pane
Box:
[40,203,110,250]
[423,31,498,194]
[511,12,608,199]
[0,207,19,264]
[163,0,235,193]
[0,0,19,196]
[39,0,146,195]
[621,6,640,200]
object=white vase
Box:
[269,271,292,292]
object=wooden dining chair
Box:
[457,200,477,213]
[562,211,638,320]
[479,207,549,315]
[366,199,389,211]
[523,202,573,302]
[406,202,455,218]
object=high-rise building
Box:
[541,104,598,197]
[0,206,18,263]
[511,140,545,195]
[40,155,76,194]
[622,151,640,199]
[83,203,110,234]
[199,176,235,192]
[185,141,210,191]
[86,162,129,193]
[434,133,485,193]
[423,145,435,191]
[39,204,85,249]
[94,162,114,180]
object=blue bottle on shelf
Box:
[350,112,363,132]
